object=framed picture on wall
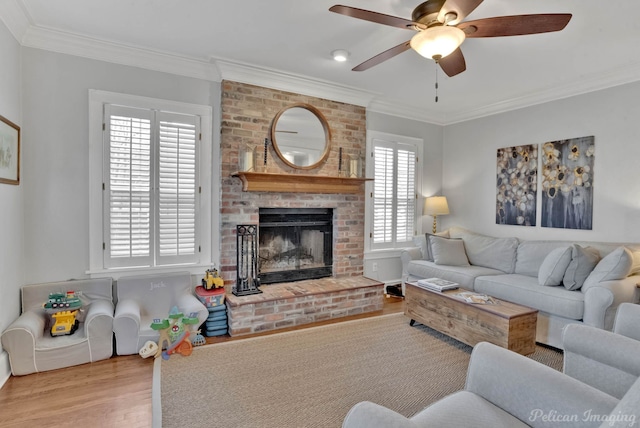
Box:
[0,115,20,185]
[496,144,538,226]
[541,136,595,230]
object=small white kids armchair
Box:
[1,278,114,376]
[113,271,208,355]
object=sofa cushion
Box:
[430,236,470,266]
[474,274,585,320]
[563,245,601,291]
[538,247,572,286]
[515,240,574,277]
[583,246,633,291]
[449,230,519,273]
[406,260,503,290]
[414,231,450,261]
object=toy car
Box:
[202,268,224,290]
[50,310,80,336]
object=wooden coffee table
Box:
[404,282,538,355]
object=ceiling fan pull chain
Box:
[435,64,439,103]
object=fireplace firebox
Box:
[258,208,333,284]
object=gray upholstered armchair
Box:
[1,278,114,376]
[113,271,208,355]
[343,340,640,428]
[563,302,640,399]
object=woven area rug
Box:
[154,313,562,428]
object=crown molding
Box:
[367,99,446,126]
[445,62,640,124]
[4,1,640,126]
[214,59,378,108]
[21,26,221,81]
[0,0,29,43]
[16,24,381,111]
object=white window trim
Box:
[88,89,214,278]
[364,130,423,254]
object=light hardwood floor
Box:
[0,296,404,427]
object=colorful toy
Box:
[148,307,202,360]
[139,341,159,358]
[50,310,80,336]
[43,291,82,337]
[202,268,224,290]
[44,290,82,311]
[191,333,206,347]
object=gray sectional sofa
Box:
[401,227,640,348]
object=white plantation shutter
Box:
[371,138,418,250]
[396,148,416,243]
[105,106,153,267]
[103,105,200,268]
[157,112,198,264]
[373,145,394,245]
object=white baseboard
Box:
[0,351,11,389]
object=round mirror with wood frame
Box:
[270,103,332,170]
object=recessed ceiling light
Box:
[332,49,350,62]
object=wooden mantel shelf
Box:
[232,171,372,194]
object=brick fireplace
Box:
[220,80,367,285]
[220,81,383,335]
[258,207,334,284]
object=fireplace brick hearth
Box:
[226,276,384,336]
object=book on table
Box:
[416,278,459,292]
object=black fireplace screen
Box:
[258,208,333,284]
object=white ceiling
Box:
[4,0,640,124]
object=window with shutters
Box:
[367,132,421,251]
[89,91,213,274]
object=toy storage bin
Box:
[195,286,225,307]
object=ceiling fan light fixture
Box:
[332,49,350,62]
[410,25,466,60]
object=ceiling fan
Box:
[329,0,572,77]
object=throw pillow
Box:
[456,233,518,273]
[563,245,601,290]
[413,235,429,260]
[630,249,640,275]
[583,246,633,290]
[423,230,450,261]
[538,247,573,286]
[429,235,470,266]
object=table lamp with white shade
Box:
[424,196,450,234]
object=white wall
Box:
[442,81,640,243]
[21,48,221,284]
[364,111,443,284]
[0,20,23,386]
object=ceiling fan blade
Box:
[352,41,412,71]
[329,5,421,30]
[458,14,572,38]
[438,48,466,77]
[438,0,484,25]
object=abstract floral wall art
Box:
[496,144,538,226]
[541,136,594,230]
